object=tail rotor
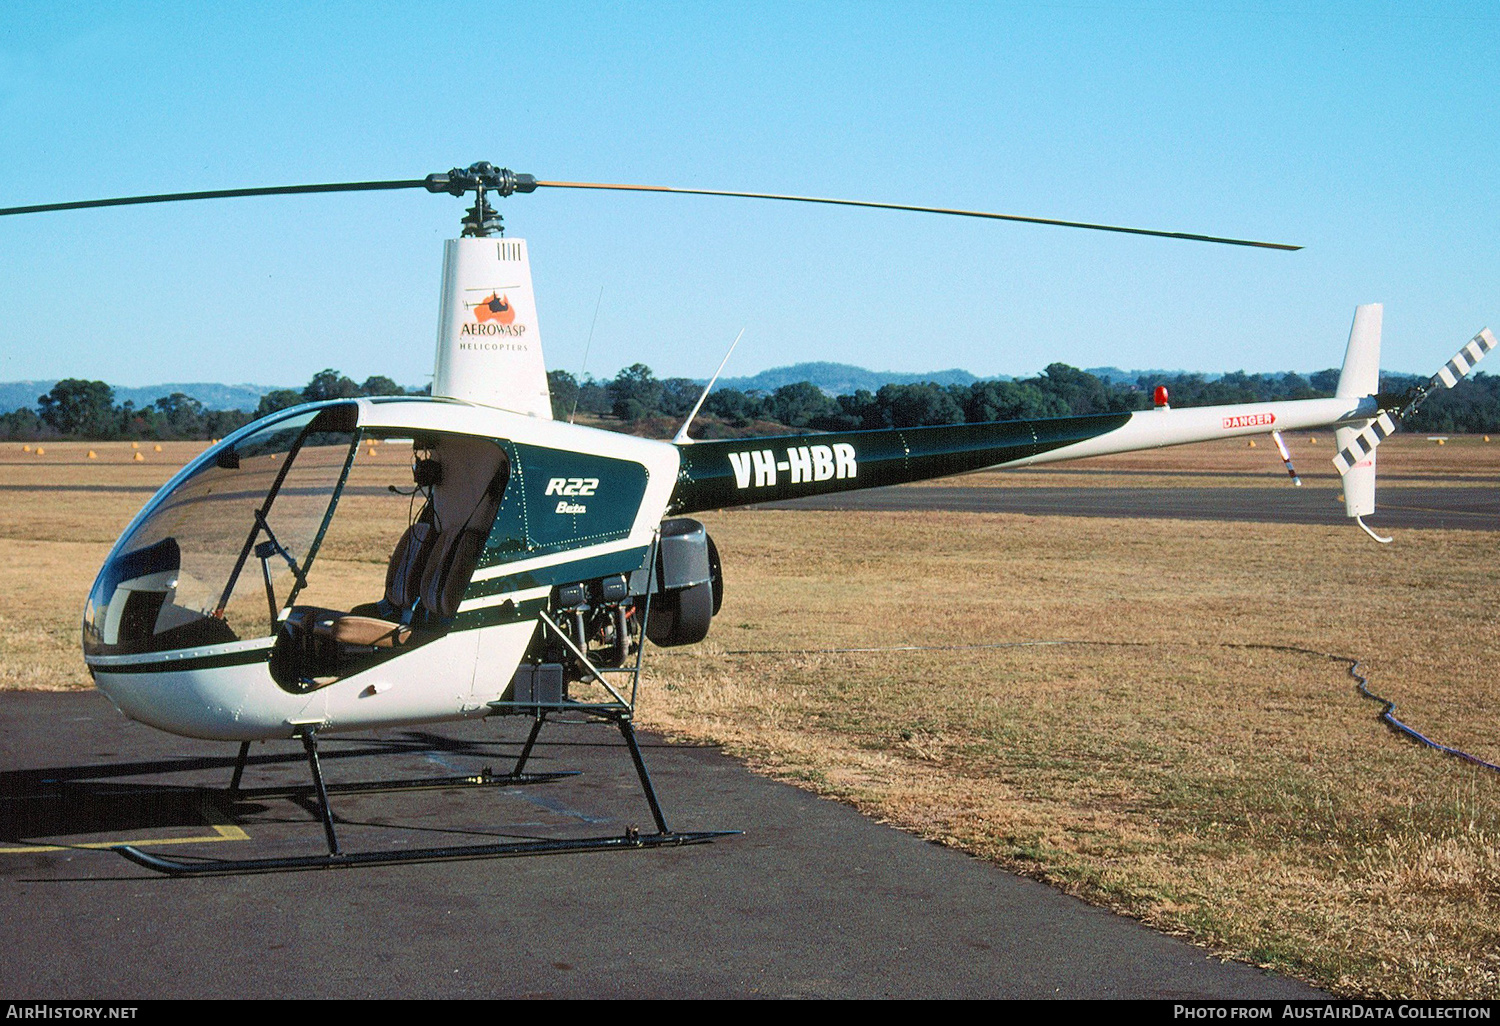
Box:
[1330,326,1496,542]
[1332,327,1497,476]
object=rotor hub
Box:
[425,163,537,237]
[424,162,537,199]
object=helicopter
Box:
[2,162,1491,874]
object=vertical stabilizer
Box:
[1334,304,1382,518]
[432,237,553,418]
[1336,304,1382,399]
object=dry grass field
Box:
[3,434,1498,996]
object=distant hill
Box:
[714,362,999,395]
[0,381,286,415]
[0,382,55,416]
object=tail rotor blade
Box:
[1332,412,1399,476]
[1433,328,1498,390]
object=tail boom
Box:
[1014,396,1373,468]
[668,396,1374,515]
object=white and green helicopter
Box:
[3,164,1491,873]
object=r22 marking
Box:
[544,477,599,496]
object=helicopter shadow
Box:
[0,731,539,852]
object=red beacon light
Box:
[1153,385,1170,409]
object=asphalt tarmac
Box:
[0,691,1324,1000]
[760,481,1500,530]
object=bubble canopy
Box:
[83,404,359,657]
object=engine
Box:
[518,519,724,701]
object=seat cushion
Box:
[313,614,411,648]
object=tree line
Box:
[4,363,1497,441]
[0,370,419,441]
[550,363,1500,435]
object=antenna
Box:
[673,328,747,445]
[569,287,606,424]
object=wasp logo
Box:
[728,443,857,489]
[544,477,599,497]
[475,292,516,325]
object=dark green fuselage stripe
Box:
[466,547,651,600]
[89,646,274,675]
[668,413,1132,515]
[451,596,547,631]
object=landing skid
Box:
[115,828,734,876]
[114,712,737,876]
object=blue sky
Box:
[1,2,1495,389]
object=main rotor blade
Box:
[535,180,1302,251]
[0,179,429,217]
[1,167,1303,251]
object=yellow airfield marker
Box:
[1247,439,1256,448]
[130,441,140,449]
[87,450,97,459]
[34,446,44,455]
[133,451,144,461]
[153,443,163,452]
[0,801,249,855]
[21,444,30,452]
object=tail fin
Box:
[1333,304,1382,521]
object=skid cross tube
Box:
[511,714,548,778]
[618,716,670,835]
[228,740,251,796]
[300,728,341,855]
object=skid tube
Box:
[114,709,737,876]
[114,827,735,876]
